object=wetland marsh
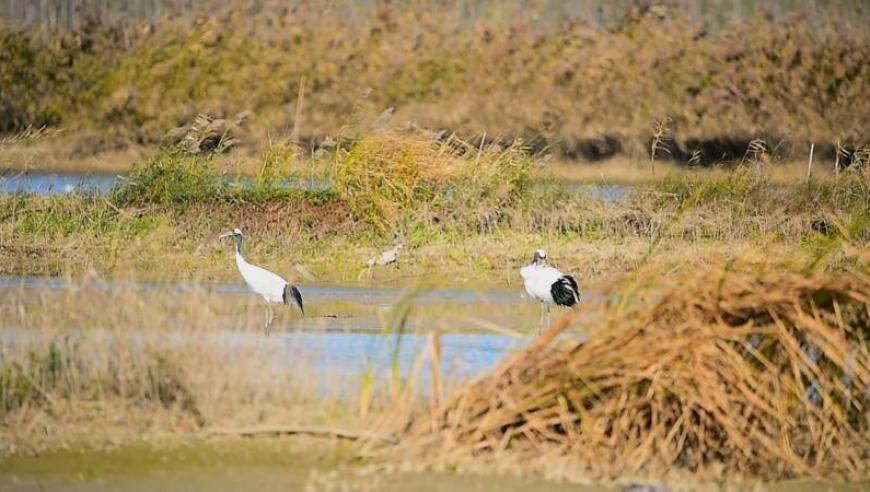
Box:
[1,0,869,489]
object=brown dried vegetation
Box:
[376,270,870,482]
[1,2,867,161]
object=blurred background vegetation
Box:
[1,0,867,166]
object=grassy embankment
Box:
[2,128,869,286]
[1,1,868,171]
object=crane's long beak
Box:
[219,232,232,239]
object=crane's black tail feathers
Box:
[283,284,305,315]
[551,275,580,307]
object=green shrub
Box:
[112,150,224,207]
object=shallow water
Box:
[0,169,633,202]
[0,170,119,196]
[0,170,330,196]
[0,326,519,396]
[0,275,525,307]
[0,274,596,331]
[533,179,634,203]
[0,275,586,395]
[1,276,865,491]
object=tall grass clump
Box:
[111,143,330,208]
[376,269,870,482]
[0,283,372,455]
[832,164,870,208]
[336,131,532,233]
[650,164,870,212]
[650,166,773,205]
[621,164,870,242]
[2,192,117,238]
[111,150,223,207]
[502,163,870,245]
[256,140,298,190]
[0,336,200,421]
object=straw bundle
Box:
[379,270,870,481]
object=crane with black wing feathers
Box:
[220,228,304,334]
[520,249,580,334]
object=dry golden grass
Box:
[0,274,533,456]
[336,130,532,232]
[373,268,870,483]
[0,283,371,456]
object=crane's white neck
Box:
[235,249,248,271]
[233,235,244,256]
[233,235,249,268]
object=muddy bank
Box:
[0,436,864,492]
[0,437,603,492]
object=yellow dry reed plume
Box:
[372,269,870,482]
[0,125,63,146]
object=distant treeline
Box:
[2,0,868,31]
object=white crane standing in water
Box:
[520,249,580,334]
[219,228,304,334]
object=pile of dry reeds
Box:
[373,270,870,482]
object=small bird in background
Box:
[360,243,403,279]
[367,243,403,268]
[520,249,580,334]
[219,228,304,334]
[369,106,395,133]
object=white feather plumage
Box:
[520,249,580,333]
[520,264,565,304]
[235,251,288,304]
[221,228,304,334]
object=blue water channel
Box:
[0,170,632,203]
[0,170,119,195]
[0,170,331,196]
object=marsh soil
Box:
[0,437,598,492]
[0,438,864,492]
